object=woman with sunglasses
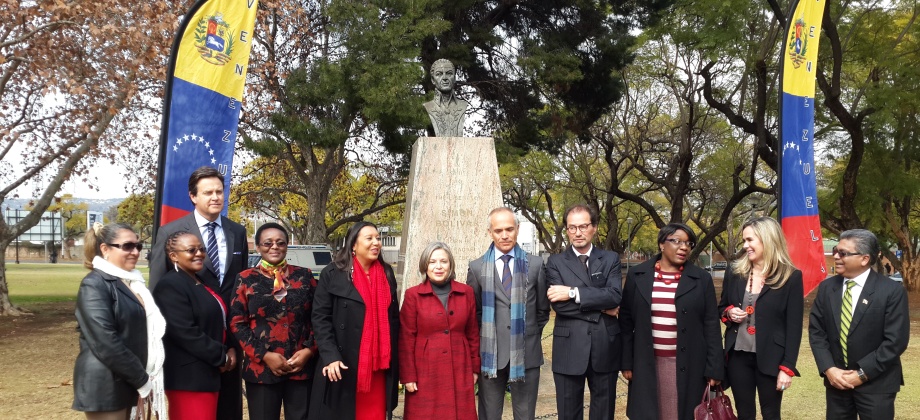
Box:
[73,223,166,420]
[152,231,234,420]
[230,223,317,420]
[620,223,723,420]
[719,216,803,420]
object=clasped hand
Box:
[825,367,864,390]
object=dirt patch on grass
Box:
[0,300,81,420]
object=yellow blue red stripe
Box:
[780,0,828,296]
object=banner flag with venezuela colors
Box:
[779,0,828,296]
[153,0,259,231]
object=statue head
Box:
[430,59,456,95]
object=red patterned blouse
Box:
[230,265,317,384]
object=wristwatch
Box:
[857,368,868,382]
[568,288,576,299]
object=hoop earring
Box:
[352,250,356,256]
[174,262,179,272]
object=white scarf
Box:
[92,256,167,419]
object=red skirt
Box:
[165,389,218,420]
[355,370,387,420]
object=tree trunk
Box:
[303,184,331,244]
[902,259,918,292]
[0,252,28,316]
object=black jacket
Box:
[809,270,909,394]
[719,268,804,378]
[621,258,724,420]
[546,246,623,375]
[309,263,400,420]
[72,269,148,412]
[153,270,228,392]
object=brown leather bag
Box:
[134,395,152,420]
[693,384,737,420]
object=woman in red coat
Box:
[399,242,480,420]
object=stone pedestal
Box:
[399,137,503,300]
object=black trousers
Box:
[245,379,312,420]
[217,366,243,420]
[727,350,783,420]
[825,386,896,420]
[553,363,617,420]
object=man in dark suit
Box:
[809,229,909,419]
[467,207,550,420]
[546,204,621,420]
[149,166,249,420]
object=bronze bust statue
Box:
[423,59,468,137]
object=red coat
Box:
[399,280,480,420]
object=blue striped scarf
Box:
[479,243,528,381]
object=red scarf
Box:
[352,257,392,393]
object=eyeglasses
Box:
[260,241,288,249]
[107,242,143,252]
[664,238,695,248]
[566,224,593,233]
[181,247,207,255]
[832,247,864,258]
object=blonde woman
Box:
[719,217,804,420]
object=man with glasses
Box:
[546,204,622,420]
[150,165,249,420]
[809,229,909,419]
[467,207,550,420]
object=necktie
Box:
[577,254,589,272]
[206,222,221,280]
[500,254,512,292]
[840,279,856,365]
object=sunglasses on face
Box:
[107,242,143,252]
[260,241,288,249]
[832,247,863,258]
[180,247,208,255]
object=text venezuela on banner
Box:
[155,0,259,227]
[780,0,827,296]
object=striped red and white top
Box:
[651,270,680,357]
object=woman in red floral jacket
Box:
[230,223,317,420]
[399,242,480,420]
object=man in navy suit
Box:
[546,204,622,420]
[149,166,248,420]
[809,229,909,419]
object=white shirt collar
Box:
[193,210,222,228]
[573,244,593,258]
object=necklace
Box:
[654,261,683,285]
[745,271,762,335]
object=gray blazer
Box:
[545,246,622,375]
[467,253,550,369]
[148,212,248,308]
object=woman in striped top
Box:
[620,223,724,420]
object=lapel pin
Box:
[862,299,869,305]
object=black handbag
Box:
[693,384,737,420]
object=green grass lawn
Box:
[5,263,149,304]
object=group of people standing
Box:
[70,165,909,420]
